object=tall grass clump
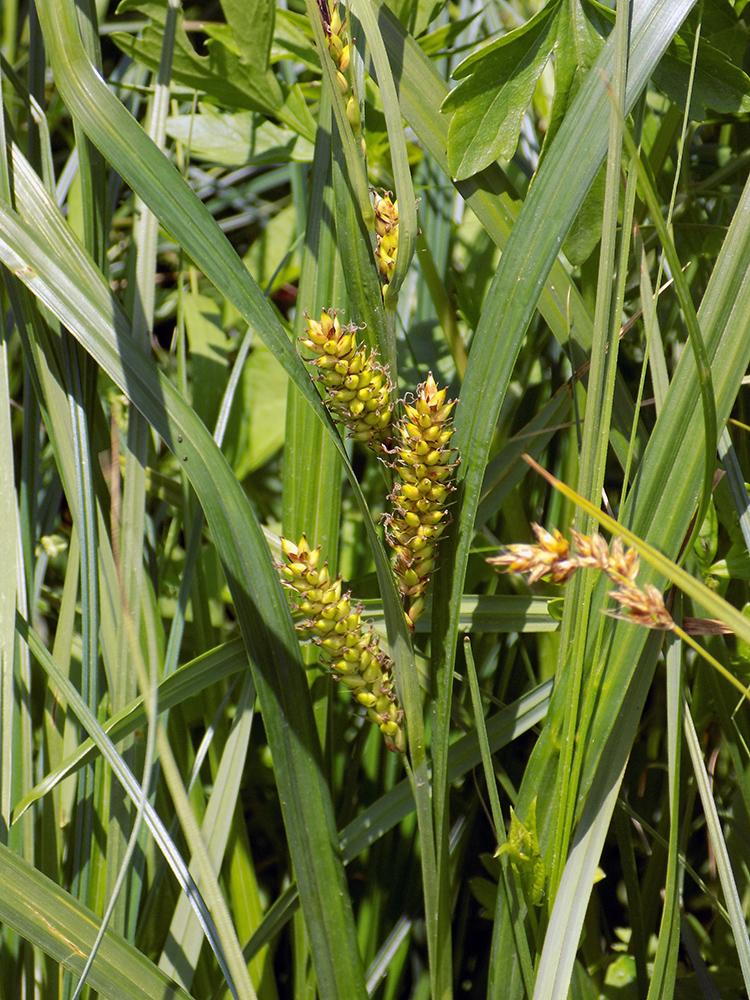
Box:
[3,0,750,998]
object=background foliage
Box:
[3,0,750,997]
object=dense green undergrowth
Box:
[3,0,750,997]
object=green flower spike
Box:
[373,191,399,286]
[385,373,459,626]
[301,309,393,453]
[279,536,406,753]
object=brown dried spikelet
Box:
[489,525,676,632]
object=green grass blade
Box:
[283,89,342,563]
[16,612,235,984]
[35,0,414,768]
[237,677,554,966]
[159,673,256,992]
[429,0,699,938]
[0,192,369,998]
[646,626,683,1000]
[683,693,750,994]
[14,639,248,820]
[464,638,534,999]
[0,842,194,1000]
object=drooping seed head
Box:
[278,536,406,752]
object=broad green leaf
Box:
[547,1,612,264]
[654,34,750,119]
[443,1,559,179]
[540,0,612,160]
[220,0,275,74]
[165,108,314,166]
[113,0,286,119]
[227,341,288,479]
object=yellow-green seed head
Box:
[384,374,459,625]
[278,536,406,753]
[373,191,399,237]
[372,192,399,288]
[302,310,394,454]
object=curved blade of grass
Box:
[159,672,256,991]
[531,726,630,1000]
[366,0,646,469]
[283,89,342,564]
[0,841,194,1000]
[683,693,750,994]
[464,637,534,998]
[16,611,235,986]
[363,0,592,348]
[612,83,716,552]
[304,0,373,230]
[304,0,391,366]
[1,200,368,998]
[496,151,750,997]
[476,383,574,529]
[232,677,554,970]
[0,314,18,848]
[330,120,390,364]
[13,638,248,820]
[646,627,683,1000]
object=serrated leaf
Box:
[654,34,750,120]
[113,0,284,116]
[220,0,275,73]
[443,2,559,179]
